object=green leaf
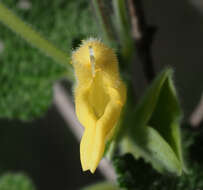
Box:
[121,68,185,175]
[81,182,119,190]
[0,173,36,190]
[0,0,99,120]
[113,153,203,190]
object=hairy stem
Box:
[112,0,134,61]
[91,0,116,46]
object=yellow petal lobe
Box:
[72,38,126,173]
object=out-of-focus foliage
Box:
[0,0,98,120]
[82,182,119,190]
[114,153,203,190]
[0,173,36,190]
[121,69,184,175]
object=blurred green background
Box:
[0,0,103,189]
[0,0,203,189]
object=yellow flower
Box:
[72,38,126,173]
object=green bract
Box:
[121,68,186,175]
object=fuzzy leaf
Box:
[0,0,98,120]
[113,153,203,190]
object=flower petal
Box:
[72,38,127,173]
[80,126,96,171]
[90,88,124,173]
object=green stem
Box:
[91,0,116,47]
[112,0,134,61]
[0,2,73,80]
